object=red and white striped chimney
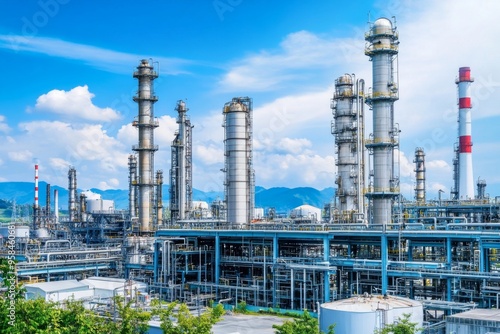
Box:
[34,164,39,209]
[457,67,474,199]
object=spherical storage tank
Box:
[290,204,321,220]
[320,295,423,334]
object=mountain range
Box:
[0,182,335,214]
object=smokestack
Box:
[170,100,193,222]
[456,67,474,199]
[365,18,400,225]
[331,74,366,221]
[34,164,39,209]
[414,148,426,203]
[132,59,159,233]
[223,97,254,226]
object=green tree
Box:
[374,313,421,334]
[0,297,114,334]
[108,295,151,334]
[152,300,225,334]
[59,298,113,334]
[272,309,335,334]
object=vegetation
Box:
[234,300,248,314]
[374,313,421,334]
[272,309,335,334]
[0,267,224,334]
[151,300,225,334]
[0,298,114,334]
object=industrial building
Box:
[2,17,500,333]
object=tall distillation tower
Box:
[331,74,366,221]
[132,59,159,232]
[414,148,426,204]
[68,166,77,222]
[223,97,254,225]
[128,154,138,218]
[170,100,193,222]
[456,67,474,199]
[364,18,400,225]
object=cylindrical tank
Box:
[223,97,254,225]
[35,227,50,239]
[86,199,115,212]
[15,225,30,239]
[320,295,423,334]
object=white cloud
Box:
[31,85,120,122]
[8,150,32,162]
[219,31,365,91]
[195,144,224,165]
[0,120,130,189]
[0,115,10,133]
[98,178,120,190]
[254,152,335,189]
[0,35,193,75]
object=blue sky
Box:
[0,0,499,202]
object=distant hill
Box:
[0,182,334,213]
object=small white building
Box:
[25,277,148,304]
[81,276,148,299]
[446,308,500,333]
[25,280,94,302]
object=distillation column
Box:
[156,170,164,225]
[223,97,254,225]
[68,166,77,222]
[414,148,426,203]
[456,67,474,199]
[170,100,193,222]
[128,154,138,218]
[132,59,159,232]
[365,18,400,225]
[331,74,366,220]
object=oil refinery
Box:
[2,17,500,333]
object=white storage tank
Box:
[290,204,321,220]
[319,295,423,334]
[15,225,30,239]
[86,198,115,212]
[35,227,50,239]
